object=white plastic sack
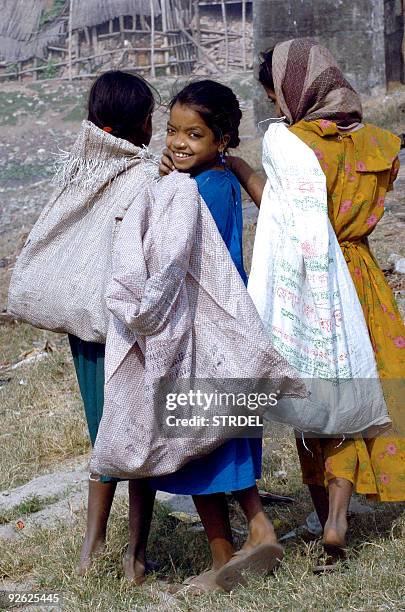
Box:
[248,122,390,434]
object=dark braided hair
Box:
[87,70,156,145]
[258,48,275,91]
[169,80,242,149]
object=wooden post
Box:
[91,26,99,56]
[242,0,247,72]
[119,15,125,43]
[84,26,91,45]
[402,0,405,83]
[150,0,156,77]
[68,0,73,81]
[221,0,229,72]
[33,57,38,81]
[193,0,201,60]
[161,0,170,75]
[109,19,114,34]
[140,14,150,31]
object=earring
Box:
[219,150,226,165]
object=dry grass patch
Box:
[0,496,403,611]
[0,332,89,490]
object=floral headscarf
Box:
[272,38,363,127]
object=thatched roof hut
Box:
[71,0,161,30]
[0,0,162,63]
[0,0,64,62]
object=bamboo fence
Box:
[0,0,253,81]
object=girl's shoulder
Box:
[194,168,240,189]
[349,124,400,173]
[290,120,400,172]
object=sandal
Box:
[313,543,347,574]
[168,569,225,596]
[215,543,284,592]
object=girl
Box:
[150,81,283,593]
[229,40,405,569]
[66,71,158,581]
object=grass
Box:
[0,333,89,490]
[0,495,404,611]
[0,86,86,126]
[0,494,61,525]
[0,161,53,185]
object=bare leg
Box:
[77,478,117,575]
[123,479,156,583]
[232,485,278,551]
[323,477,353,548]
[308,484,329,528]
[192,493,234,569]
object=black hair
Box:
[87,70,155,145]
[169,80,242,149]
[258,48,275,91]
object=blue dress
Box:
[149,168,262,495]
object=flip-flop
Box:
[226,491,294,505]
[215,543,284,592]
[313,544,347,574]
[258,490,295,505]
[167,569,225,596]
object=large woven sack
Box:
[7,121,158,342]
[248,123,390,435]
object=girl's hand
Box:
[226,156,265,209]
[159,148,176,176]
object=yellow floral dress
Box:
[290,119,405,502]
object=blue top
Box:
[195,168,248,285]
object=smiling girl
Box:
[150,81,283,594]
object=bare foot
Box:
[76,536,106,576]
[122,553,147,584]
[241,512,278,552]
[322,516,348,548]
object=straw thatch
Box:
[0,23,65,62]
[0,0,66,62]
[71,0,161,30]
[0,0,162,63]
[0,0,46,41]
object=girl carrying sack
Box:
[7,119,157,342]
[247,121,390,435]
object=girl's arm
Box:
[227,156,265,208]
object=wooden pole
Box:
[221,0,229,72]
[91,26,99,56]
[194,0,201,59]
[161,0,170,75]
[68,0,73,81]
[402,0,405,83]
[150,0,156,77]
[33,57,38,81]
[242,0,247,72]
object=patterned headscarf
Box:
[272,38,363,126]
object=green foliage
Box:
[0,494,60,525]
[40,59,59,80]
[39,0,66,28]
[5,63,18,75]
